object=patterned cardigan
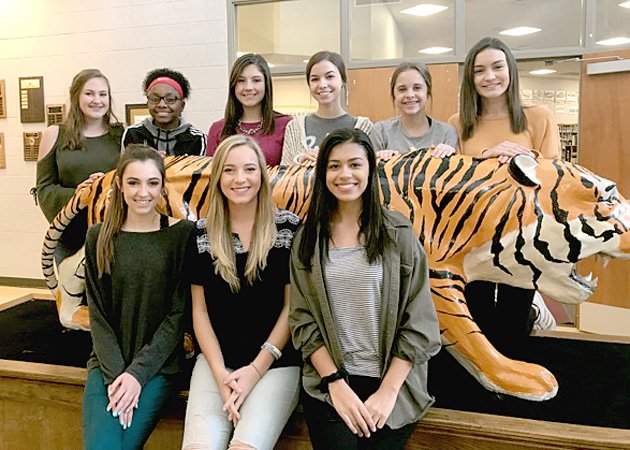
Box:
[280,113,373,165]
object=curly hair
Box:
[142,68,191,99]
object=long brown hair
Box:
[459,37,527,141]
[205,135,277,292]
[62,69,120,151]
[95,144,165,276]
[220,54,276,140]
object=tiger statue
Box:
[41,150,630,402]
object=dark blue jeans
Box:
[82,367,173,450]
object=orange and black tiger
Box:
[42,150,630,401]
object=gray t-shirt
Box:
[371,116,458,153]
[305,114,357,149]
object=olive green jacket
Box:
[289,209,441,429]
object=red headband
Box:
[147,76,184,98]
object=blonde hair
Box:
[206,135,277,292]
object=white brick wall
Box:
[0,0,229,279]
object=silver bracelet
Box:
[261,341,282,360]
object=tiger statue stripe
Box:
[41,150,630,402]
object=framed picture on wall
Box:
[125,103,150,126]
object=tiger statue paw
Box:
[70,306,90,331]
[448,335,558,401]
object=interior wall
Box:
[0,0,229,279]
[519,76,579,125]
[577,49,630,311]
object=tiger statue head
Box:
[42,150,629,402]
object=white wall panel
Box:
[0,0,228,280]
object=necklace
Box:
[237,119,263,135]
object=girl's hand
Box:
[217,369,240,425]
[328,379,376,438]
[364,387,398,429]
[118,406,135,431]
[482,141,535,164]
[431,143,456,158]
[376,150,400,161]
[106,372,141,418]
[298,148,319,165]
[75,172,105,192]
[222,364,262,411]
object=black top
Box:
[122,118,207,157]
[85,218,196,386]
[190,209,301,369]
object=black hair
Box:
[298,128,387,271]
[142,68,191,99]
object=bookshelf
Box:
[558,124,578,163]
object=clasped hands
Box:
[328,379,397,439]
[219,364,262,426]
[106,372,141,431]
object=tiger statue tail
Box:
[41,171,116,331]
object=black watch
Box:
[317,369,348,393]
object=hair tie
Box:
[147,76,184,98]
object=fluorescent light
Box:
[500,27,542,37]
[418,46,453,54]
[529,69,557,75]
[596,37,630,46]
[401,4,448,17]
[619,2,630,9]
[236,51,247,57]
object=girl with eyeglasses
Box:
[122,68,207,157]
[207,53,292,166]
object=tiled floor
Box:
[0,286,53,307]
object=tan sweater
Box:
[448,105,560,159]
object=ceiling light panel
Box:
[401,4,448,17]
[418,46,453,54]
[500,27,542,37]
[596,37,630,46]
[529,69,557,75]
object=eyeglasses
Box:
[146,95,181,105]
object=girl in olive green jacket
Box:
[288,128,441,449]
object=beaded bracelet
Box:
[261,341,282,360]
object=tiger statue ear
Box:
[508,154,540,187]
